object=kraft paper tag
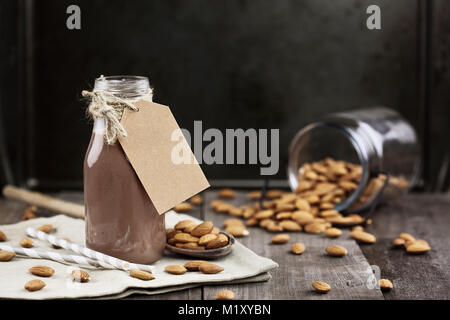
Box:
[118,100,209,215]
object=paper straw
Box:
[0,244,114,269]
[26,227,153,272]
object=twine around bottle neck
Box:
[82,89,153,144]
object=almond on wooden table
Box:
[25,279,46,292]
[325,245,347,257]
[216,289,235,300]
[189,194,203,206]
[392,238,405,248]
[324,228,342,238]
[72,269,90,282]
[312,281,331,293]
[379,279,393,291]
[165,265,187,275]
[350,231,376,244]
[37,224,53,234]
[218,188,236,199]
[398,233,415,242]
[173,202,193,213]
[0,230,6,242]
[29,266,54,277]
[291,242,306,255]
[0,250,15,262]
[278,220,301,231]
[225,225,249,237]
[130,269,155,281]
[271,234,290,244]
[20,237,33,248]
[406,241,431,254]
[223,218,244,227]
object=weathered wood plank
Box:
[359,194,450,300]
[201,190,384,300]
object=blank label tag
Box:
[118,100,209,215]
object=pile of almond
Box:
[167,220,230,250]
[392,233,431,254]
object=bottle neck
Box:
[94,75,151,100]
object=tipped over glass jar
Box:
[287,107,421,213]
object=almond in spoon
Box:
[191,221,214,237]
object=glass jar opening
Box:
[94,75,150,99]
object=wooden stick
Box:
[2,185,85,219]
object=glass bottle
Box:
[83,75,166,264]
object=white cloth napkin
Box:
[0,212,278,299]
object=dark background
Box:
[0,0,448,191]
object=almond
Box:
[326,245,347,257]
[29,266,55,277]
[312,281,331,293]
[406,242,430,254]
[265,189,283,199]
[254,210,275,220]
[379,279,393,291]
[324,227,342,238]
[165,265,187,275]
[37,224,53,234]
[20,237,33,248]
[225,225,249,237]
[52,237,70,249]
[295,198,311,211]
[247,191,262,200]
[174,219,196,231]
[392,238,405,248]
[198,233,218,246]
[228,207,243,217]
[0,250,15,262]
[351,225,364,232]
[246,218,259,227]
[276,212,292,220]
[211,227,220,234]
[259,219,275,228]
[173,202,193,213]
[291,211,314,225]
[278,220,301,231]
[398,233,415,242]
[210,200,226,210]
[306,195,320,204]
[328,216,364,227]
[223,218,244,227]
[0,230,6,242]
[271,234,290,244]
[130,269,155,281]
[216,289,235,300]
[174,233,200,243]
[177,242,205,250]
[22,206,37,221]
[184,260,208,271]
[25,279,46,292]
[218,188,235,199]
[191,221,214,237]
[320,210,340,218]
[291,242,306,255]
[189,195,203,206]
[199,262,224,274]
[167,228,179,238]
[350,231,376,244]
[206,234,228,249]
[319,202,335,210]
[304,223,326,234]
[267,224,284,232]
[72,269,90,282]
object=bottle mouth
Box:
[287,122,370,213]
[94,75,150,98]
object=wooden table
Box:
[1,190,449,300]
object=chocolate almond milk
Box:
[83,76,165,264]
[84,119,166,264]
